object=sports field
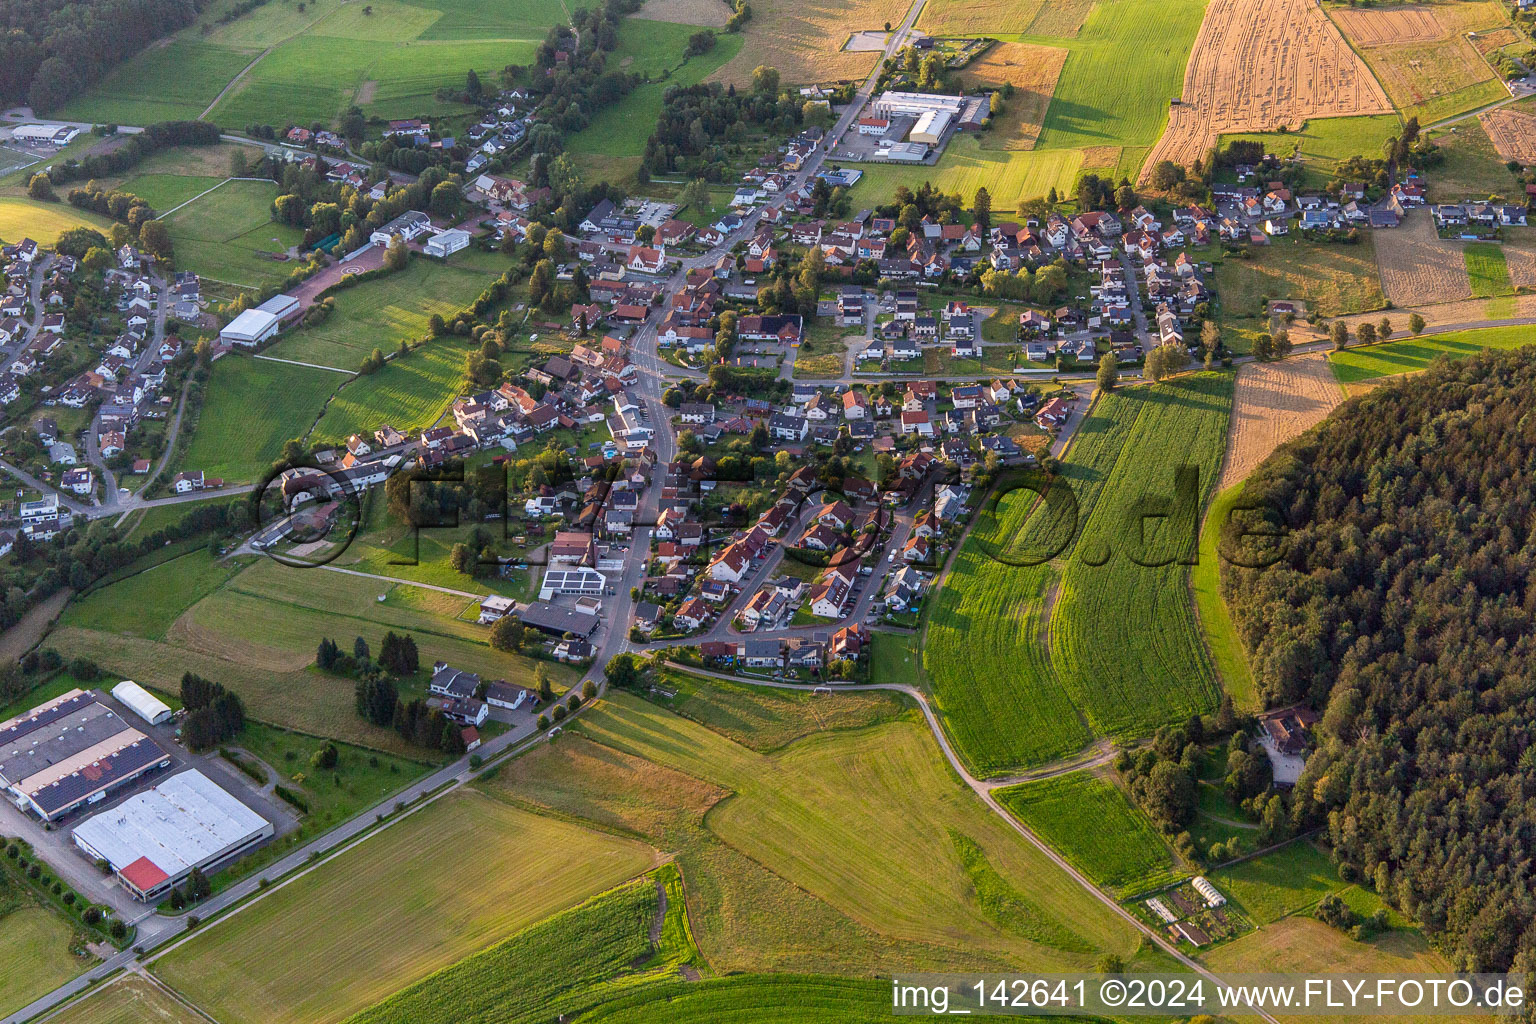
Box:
[996,772,1183,896]
[265,258,496,369]
[925,375,1230,776]
[0,197,114,246]
[153,789,657,1024]
[119,173,225,211]
[0,904,85,1019]
[179,354,341,483]
[1328,323,1536,383]
[43,976,205,1024]
[163,180,306,290]
[538,692,1140,969]
[59,0,558,130]
[49,557,570,751]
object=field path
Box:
[664,662,1284,1024]
[317,564,487,599]
[196,1,351,121]
[253,353,354,374]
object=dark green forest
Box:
[0,0,201,112]
[1222,347,1536,972]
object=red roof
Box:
[120,855,169,892]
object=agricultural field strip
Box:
[1219,354,1342,490]
[1049,376,1232,741]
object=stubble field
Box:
[1220,353,1343,490]
[1480,105,1536,165]
[1329,0,1512,124]
[707,0,910,86]
[963,42,1070,151]
[1142,0,1392,181]
[1373,213,1473,307]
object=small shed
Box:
[111,680,174,726]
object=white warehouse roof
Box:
[219,308,280,342]
[111,681,173,726]
[72,770,271,896]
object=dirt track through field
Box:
[1220,353,1342,489]
[1140,0,1393,183]
[1373,212,1472,307]
[1480,107,1536,165]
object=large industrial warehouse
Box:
[72,770,273,901]
[0,690,171,822]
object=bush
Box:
[82,906,103,926]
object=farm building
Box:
[111,681,173,726]
[0,690,170,821]
[71,770,273,901]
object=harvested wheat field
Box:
[965,42,1069,150]
[918,0,1043,36]
[1140,0,1392,183]
[1335,1,1511,122]
[1220,353,1342,489]
[1480,106,1536,165]
[633,0,733,26]
[1374,212,1473,306]
[709,0,910,85]
[1329,4,1444,46]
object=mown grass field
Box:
[265,258,495,369]
[43,976,205,1024]
[1209,840,1341,925]
[1464,242,1511,297]
[56,40,258,124]
[565,19,744,180]
[59,549,240,640]
[60,0,555,130]
[583,976,896,1022]
[0,197,114,246]
[1030,0,1208,153]
[1328,324,1536,382]
[1423,120,1521,202]
[1048,374,1232,741]
[345,868,695,1024]
[310,336,472,444]
[851,143,1085,216]
[559,692,1138,967]
[0,903,85,1019]
[1219,115,1403,191]
[333,498,531,601]
[179,354,340,483]
[996,772,1183,896]
[116,173,223,212]
[647,667,911,752]
[163,179,305,289]
[50,556,572,751]
[1192,484,1259,710]
[1215,237,1386,322]
[154,789,657,1024]
[925,375,1230,776]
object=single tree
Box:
[1408,312,1426,336]
[1096,351,1119,392]
[1329,320,1349,351]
